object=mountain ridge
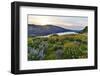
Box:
[28,24,81,36]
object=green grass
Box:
[28,33,88,60]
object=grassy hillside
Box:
[80,26,88,33]
[28,32,88,60]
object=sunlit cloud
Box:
[28,15,88,30]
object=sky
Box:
[28,15,88,30]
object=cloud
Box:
[28,15,88,30]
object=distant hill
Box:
[28,24,81,36]
[80,26,88,33]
